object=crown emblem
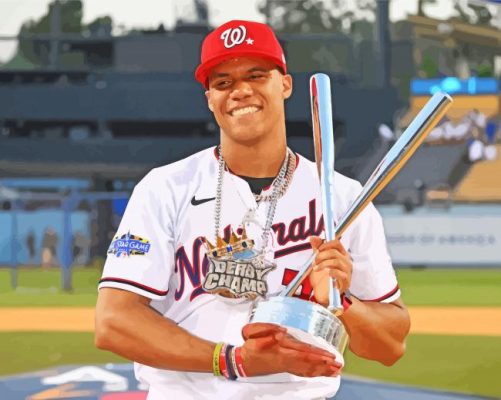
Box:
[201,227,275,299]
[203,228,255,259]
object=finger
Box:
[283,351,343,377]
[311,264,349,293]
[313,259,342,272]
[314,257,352,275]
[309,236,324,251]
[328,270,349,293]
[249,334,282,351]
[314,262,348,279]
[280,347,339,370]
[308,267,330,286]
[304,364,343,378]
[276,335,337,359]
[314,249,345,265]
[300,350,341,367]
[328,366,343,377]
[278,335,332,354]
[319,238,348,255]
[242,322,286,340]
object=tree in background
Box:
[258,0,375,38]
[258,0,423,92]
[452,1,495,77]
[259,0,344,33]
[5,0,112,69]
[17,0,83,67]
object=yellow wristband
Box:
[213,342,224,376]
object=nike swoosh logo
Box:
[191,196,216,206]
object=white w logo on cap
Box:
[220,25,247,49]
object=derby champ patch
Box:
[108,231,151,257]
[202,230,275,299]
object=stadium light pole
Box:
[9,200,19,290]
[61,193,76,292]
[375,0,391,88]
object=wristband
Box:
[234,346,248,378]
[341,291,353,312]
[213,342,224,377]
[219,343,229,379]
[225,345,238,380]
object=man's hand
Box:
[240,323,342,378]
[308,236,353,306]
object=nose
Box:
[229,79,253,101]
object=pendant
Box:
[241,207,263,230]
[202,228,276,300]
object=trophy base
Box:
[249,296,349,353]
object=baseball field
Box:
[1,266,500,398]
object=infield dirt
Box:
[0,307,500,336]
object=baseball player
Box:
[95,20,410,400]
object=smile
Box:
[230,106,261,117]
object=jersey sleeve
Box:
[99,171,175,300]
[346,200,400,304]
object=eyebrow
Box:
[248,67,270,73]
[211,67,271,78]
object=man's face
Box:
[205,57,292,145]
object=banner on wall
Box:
[379,210,501,266]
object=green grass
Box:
[344,334,501,398]
[1,266,501,397]
[0,332,125,376]
[2,266,501,307]
[0,267,101,307]
[396,268,501,306]
[0,332,499,398]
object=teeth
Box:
[232,106,259,116]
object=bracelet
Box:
[213,342,225,377]
[219,343,229,379]
[225,345,238,380]
[341,291,353,312]
[234,346,248,378]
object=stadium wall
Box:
[378,204,501,267]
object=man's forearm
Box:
[95,289,214,372]
[95,288,343,378]
[339,298,410,366]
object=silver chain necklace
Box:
[214,147,293,251]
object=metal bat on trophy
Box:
[250,73,453,354]
[289,73,342,314]
[283,87,453,299]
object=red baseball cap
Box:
[195,20,287,88]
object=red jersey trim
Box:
[99,277,168,296]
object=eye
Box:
[215,80,231,89]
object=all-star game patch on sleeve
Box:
[99,170,175,300]
[107,232,152,257]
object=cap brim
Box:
[195,51,287,89]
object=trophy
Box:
[249,73,453,355]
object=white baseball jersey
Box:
[99,147,400,400]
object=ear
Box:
[282,74,293,100]
[205,90,214,112]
